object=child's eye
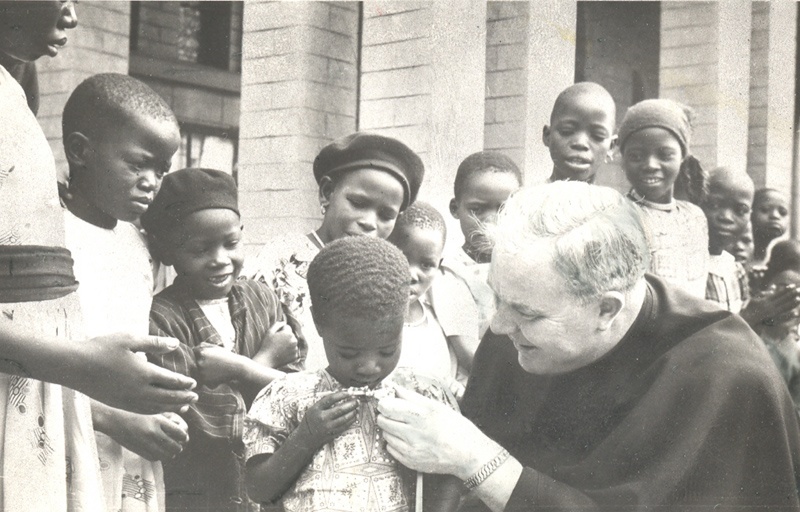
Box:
[379,209,398,222]
[348,197,367,208]
[736,205,750,216]
[379,349,397,357]
[224,239,240,249]
[338,352,358,360]
[591,130,608,142]
[779,208,789,216]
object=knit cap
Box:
[140,167,239,238]
[617,99,694,155]
[313,132,425,210]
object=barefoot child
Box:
[143,168,302,511]
[388,202,465,398]
[61,73,188,512]
[445,151,522,338]
[701,166,754,313]
[543,81,616,183]
[619,99,710,298]
[248,132,424,372]
[244,236,460,511]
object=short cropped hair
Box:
[454,151,522,200]
[489,181,650,302]
[390,201,446,243]
[753,187,787,207]
[308,236,411,328]
[62,73,177,141]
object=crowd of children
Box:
[2,3,800,510]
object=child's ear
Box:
[606,135,618,163]
[64,132,91,167]
[318,176,335,208]
[449,198,459,218]
[542,125,552,147]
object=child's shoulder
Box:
[253,369,332,403]
[387,368,460,411]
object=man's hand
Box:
[63,333,197,414]
[377,386,499,480]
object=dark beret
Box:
[313,132,424,210]
[141,167,239,238]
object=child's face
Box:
[318,169,405,244]
[0,1,77,63]
[702,173,754,254]
[543,93,615,182]
[622,127,683,204]
[728,230,754,263]
[752,191,789,241]
[451,171,520,257]
[167,208,244,300]
[321,316,403,389]
[80,113,180,224]
[391,226,444,304]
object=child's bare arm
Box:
[246,392,359,504]
[253,321,300,369]
[193,345,285,400]
[424,474,464,512]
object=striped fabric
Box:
[149,277,293,441]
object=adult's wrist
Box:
[454,437,504,481]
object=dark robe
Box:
[462,274,800,511]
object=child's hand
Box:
[743,284,800,329]
[110,411,190,462]
[255,322,300,368]
[299,391,359,447]
[193,345,245,388]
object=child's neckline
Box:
[627,189,675,211]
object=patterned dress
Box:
[0,63,102,511]
[244,368,458,512]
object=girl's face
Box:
[321,316,403,389]
[752,191,789,241]
[622,127,684,204]
[317,169,405,244]
[0,1,77,63]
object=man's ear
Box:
[449,198,459,219]
[597,291,625,331]
[64,132,91,167]
[542,125,551,147]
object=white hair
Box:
[487,181,650,302]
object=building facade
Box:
[35,1,799,253]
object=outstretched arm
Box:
[0,324,197,414]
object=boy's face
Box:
[78,113,180,224]
[390,226,444,304]
[166,208,244,301]
[622,127,683,204]
[543,93,615,182]
[451,171,520,259]
[0,1,77,63]
[318,169,405,244]
[752,191,789,241]
[321,316,403,389]
[728,229,754,263]
[702,172,754,254]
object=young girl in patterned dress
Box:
[619,99,710,298]
[244,236,460,512]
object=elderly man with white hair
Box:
[377,181,800,511]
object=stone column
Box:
[238,2,360,253]
[359,1,486,247]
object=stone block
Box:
[362,9,431,46]
[486,17,527,46]
[484,121,524,149]
[660,3,716,29]
[495,44,527,71]
[360,66,432,100]
[329,4,360,35]
[361,38,430,72]
[660,43,717,68]
[661,64,717,88]
[485,69,526,98]
[662,25,717,49]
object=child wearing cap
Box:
[142,168,302,511]
[244,236,460,512]
[61,73,187,512]
[619,99,710,298]
[247,132,424,372]
[543,81,617,183]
